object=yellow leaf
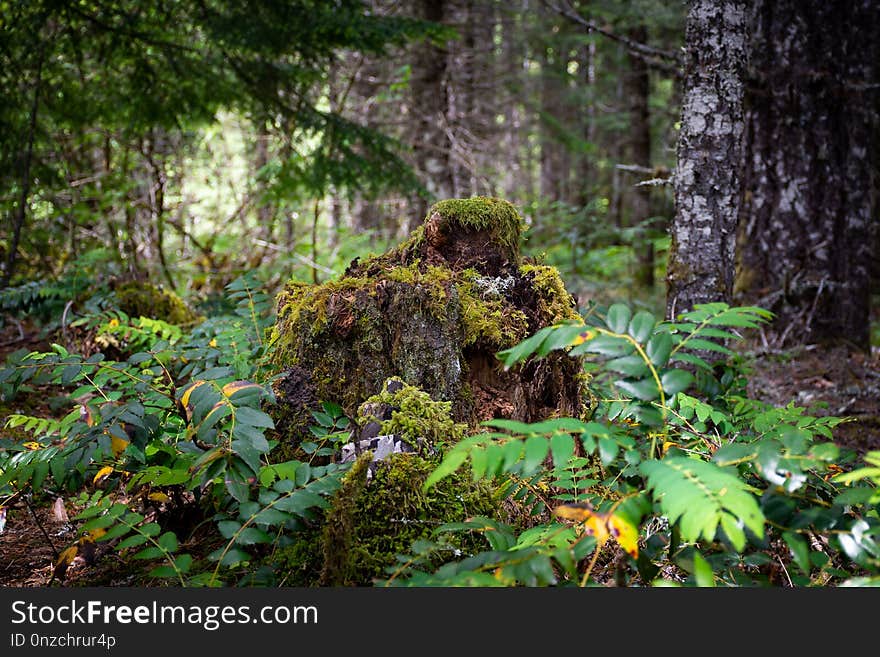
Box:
[209,338,217,347]
[148,492,170,503]
[53,545,79,581]
[570,329,596,346]
[554,502,595,522]
[84,527,106,542]
[23,441,42,450]
[181,380,209,420]
[110,434,129,457]
[93,466,113,485]
[221,380,261,398]
[606,514,639,559]
[555,503,639,558]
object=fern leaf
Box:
[640,457,764,551]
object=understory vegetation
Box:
[1,263,877,587]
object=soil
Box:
[743,344,880,454]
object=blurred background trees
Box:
[2,0,877,348]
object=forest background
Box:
[1,0,879,588]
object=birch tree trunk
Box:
[665,0,748,319]
[735,0,879,350]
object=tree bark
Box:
[666,0,747,319]
[409,0,454,228]
[735,0,879,350]
[2,42,45,288]
[625,25,655,289]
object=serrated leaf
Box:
[641,457,765,546]
[681,338,733,355]
[522,436,549,474]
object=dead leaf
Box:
[53,545,79,582]
[93,466,114,485]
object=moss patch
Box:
[113,282,201,326]
[519,264,581,324]
[268,196,590,445]
[357,377,467,449]
[318,452,499,586]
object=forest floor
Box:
[1,320,879,587]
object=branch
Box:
[544,0,682,77]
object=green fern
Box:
[640,457,765,551]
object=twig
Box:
[544,0,682,77]
[61,299,74,348]
[25,496,59,560]
[776,554,793,587]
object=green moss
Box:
[358,377,467,449]
[384,262,453,318]
[319,452,373,585]
[456,278,529,349]
[428,197,526,254]
[274,276,374,333]
[519,264,581,323]
[319,452,499,585]
[114,282,200,325]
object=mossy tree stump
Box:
[269,197,589,446]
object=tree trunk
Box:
[735,0,879,350]
[409,0,454,229]
[625,25,655,289]
[2,41,45,288]
[666,0,748,319]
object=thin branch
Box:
[545,0,682,77]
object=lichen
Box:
[357,377,467,449]
[113,282,201,325]
[519,264,581,323]
[318,452,499,586]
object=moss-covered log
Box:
[268,197,589,447]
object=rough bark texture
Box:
[268,197,589,449]
[735,0,879,350]
[666,0,747,319]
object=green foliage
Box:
[0,273,343,585]
[395,302,879,587]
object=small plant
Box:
[388,303,878,587]
[0,273,342,585]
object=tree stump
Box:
[268,197,589,447]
